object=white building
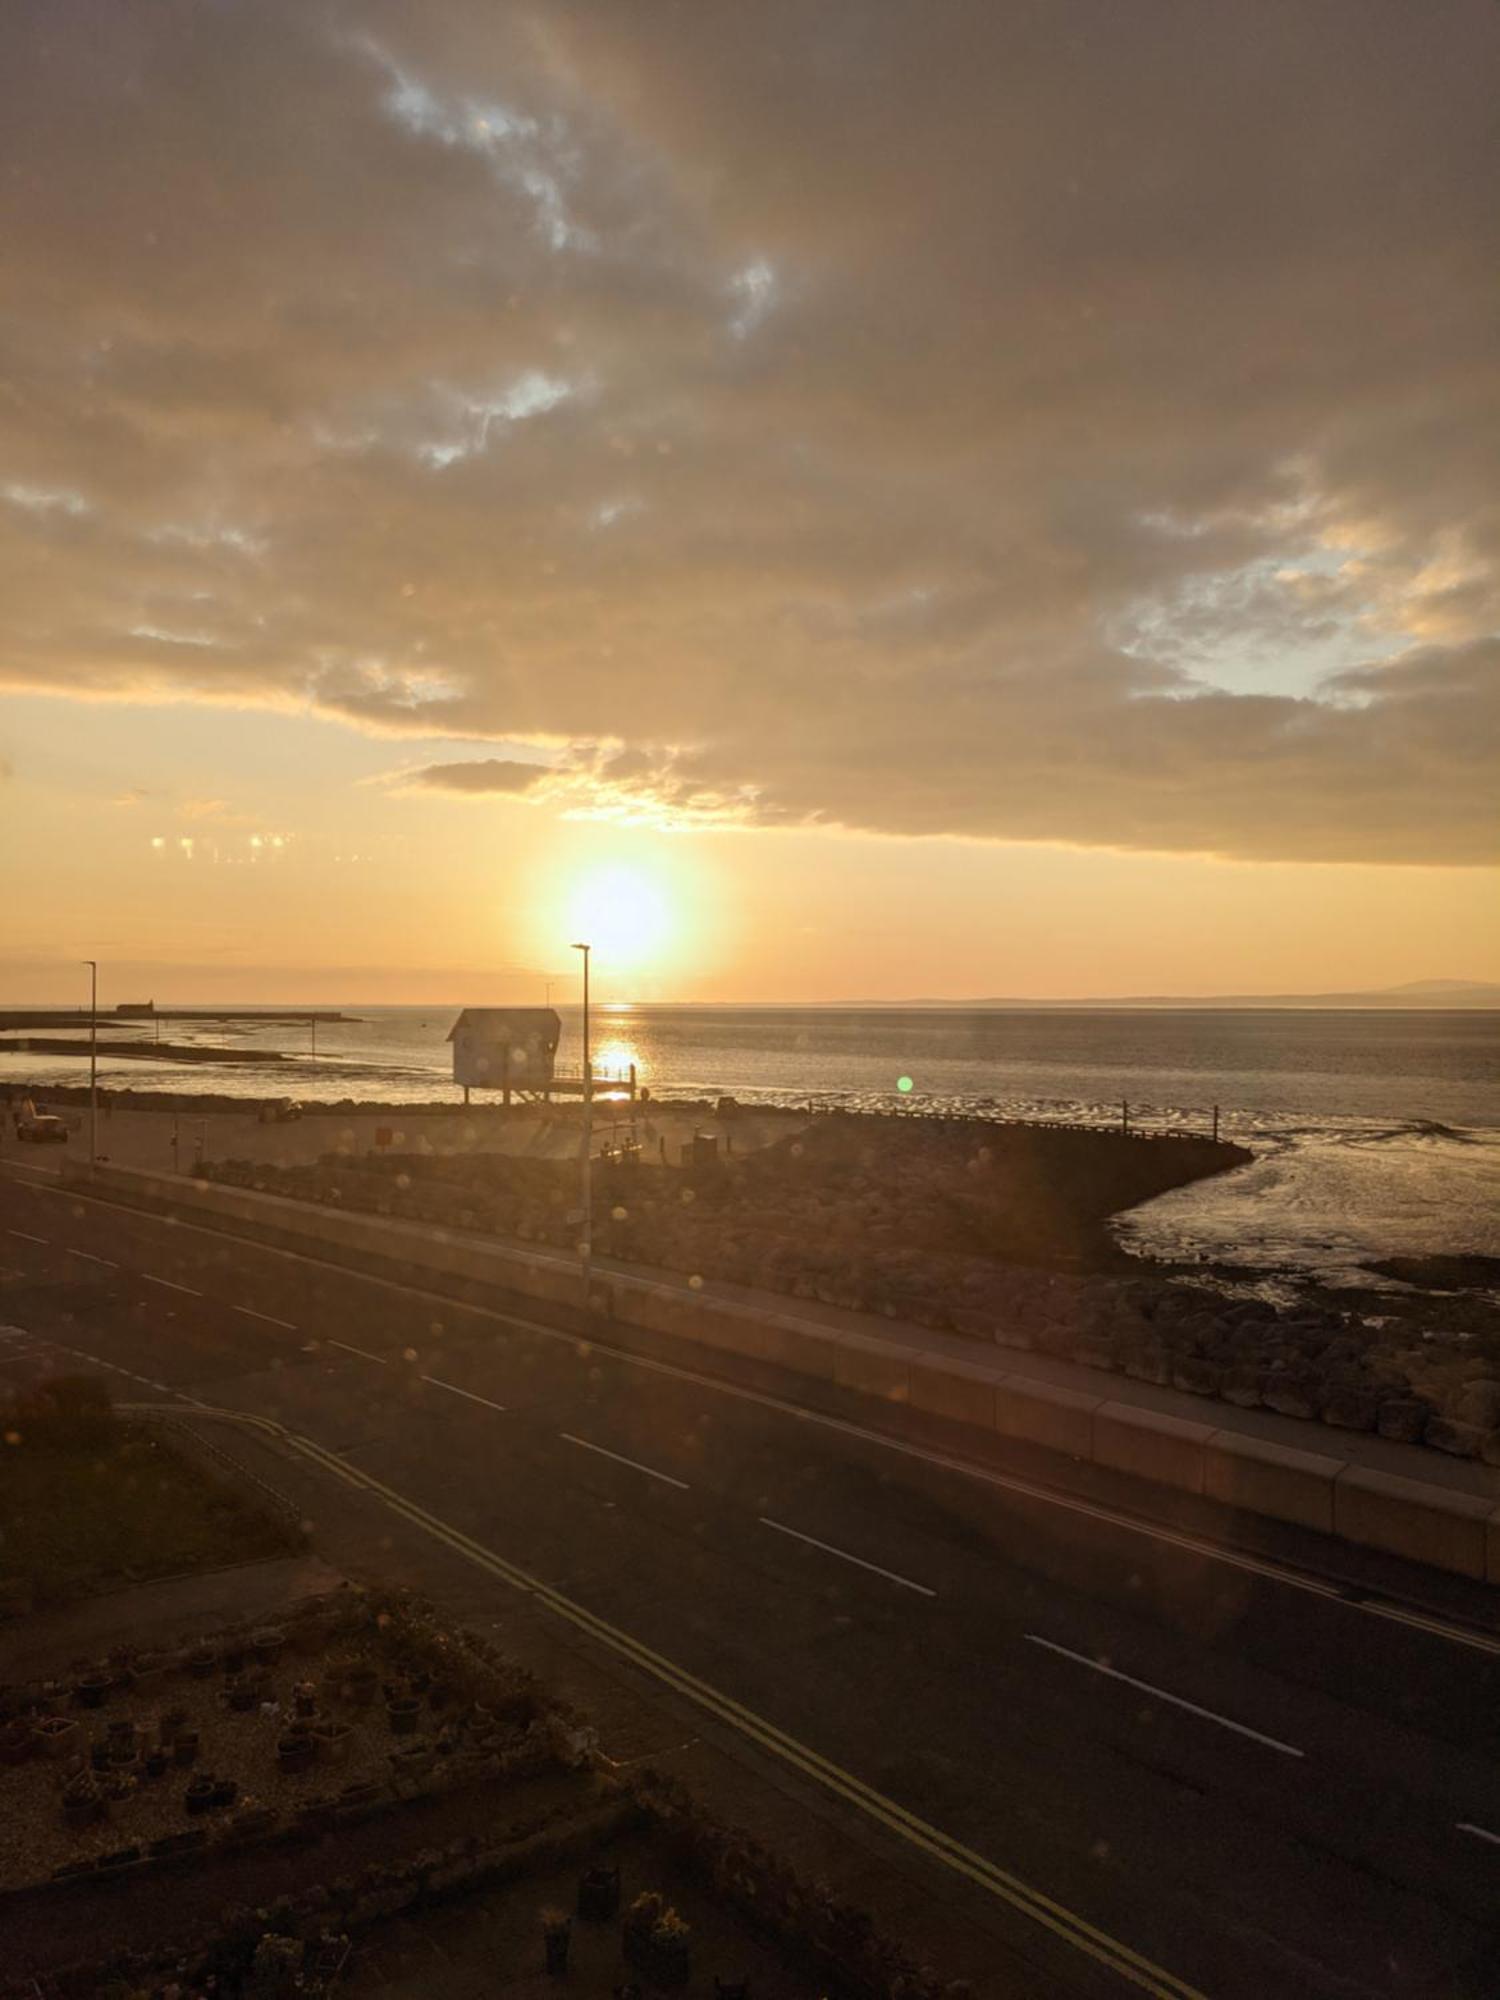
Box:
[447,1007,560,1104]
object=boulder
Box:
[1170,1357,1222,1398]
[1123,1345,1173,1388]
[1220,1366,1263,1409]
[1455,1378,1500,1430]
[1319,1385,1380,1432]
[1422,1417,1488,1459]
[1375,1398,1429,1444]
[1261,1372,1323,1421]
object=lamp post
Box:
[82,960,98,1163]
[571,941,592,1300]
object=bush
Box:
[4,1373,117,1449]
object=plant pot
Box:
[143,1750,169,1780]
[251,1627,285,1665]
[279,1734,316,1775]
[75,1674,111,1709]
[186,1647,217,1680]
[35,1715,79,1759]
[648,1934,691,1988]
[313,1722,352,1765]
[386,1697,420,1736]
[226,1679,257,1713]
[577,1864,621,1922]
[63,1784,104,1830]
[184,1775,216,1815]
[173,1730,200,1767]
[159,1708,188,1747]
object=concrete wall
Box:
[67,1161,1500,1584]
[1203,1431,1342,1536]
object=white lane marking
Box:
[560,1431,689,1490]
[39,1174,1500,1662]
[0,1161,62,1181]
[66,1248,117,1267]
[1025,1634,1304,1759]
[143,1273,200,1296]
[6,1229,48,1244]
[328,1338,388,1367]
[759,1515,937,1597]
[1456,1821,1500,1847]
[422,1374,507,1414]
[233,1305,297,1330]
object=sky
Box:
[1,0,1496,1005]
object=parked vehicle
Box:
[14,1099,67,1144]
[258,1097,304,1123]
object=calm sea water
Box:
[5,1006,1497,1284]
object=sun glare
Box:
[564,864,674,971]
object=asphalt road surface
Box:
[1,1157,1497,1999]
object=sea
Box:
[5,1005,1498,1292]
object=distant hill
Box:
[859,981,1500,1011]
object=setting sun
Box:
[564,864,675,973]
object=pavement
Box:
[0,1552,345,1681]
[1,1156,1498,1999]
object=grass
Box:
[0,1428,300,1606]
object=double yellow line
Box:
[148,1402,1203,1999]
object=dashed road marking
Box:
[66,1248,117,1267]
[30,1169,1500,1661]
[328,1338,388,1367]
[422,1374,507,1414]
[1456,1821,1500,1847]
[759,1515,937,1598]
[560,1431,689,1490]
[150,1403,1203,2000]
[234,1304,297,1330]
[1025,1633,1304,1758]
[143,1273,200,1296]
[6,1229,48,1245]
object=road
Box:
[1,1158,1497,1998]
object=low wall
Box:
[65,1162,1500,1586]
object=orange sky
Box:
[2,4,1496,1003]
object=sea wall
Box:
[63,1161,1500,1584]
[197,1125,1500,1464]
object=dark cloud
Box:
[403,757,550,794]
[1,0,1496,861]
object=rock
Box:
[1319,1386,1380,1431]
[1170,1357,1222,1397]
[1261,1373,1322,1421]
[991,1322,1034,1352]
[947,1307,995,1341]
[1376,1398,1429,1444]
[1220,1366,1263,1409]
[1072,1335,1117,1370]
[1123,1345,1173,1387]
[1455,1378,1500,1429]
[1422,1417,1488,1458]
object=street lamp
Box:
[82,960,98,1164]
[571,941,592,1299]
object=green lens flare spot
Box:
[896,1075,914,1094]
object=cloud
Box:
[402,757,551,795]
[0,0,1496,864]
